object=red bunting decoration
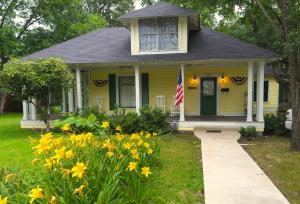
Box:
[230,77,247,85]
[93,80,108,87]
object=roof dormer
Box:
[118,2,199,55]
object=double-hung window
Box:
[254,80,269,102]
[118,76,136,108]
[139,17,178,52]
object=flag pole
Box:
[179,64,185,122]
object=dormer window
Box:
[139,17,178,52]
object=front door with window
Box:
[201,77,217,115]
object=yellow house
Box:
[22,2,280,132]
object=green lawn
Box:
[0,113,39,169]
[241,136,300,204]
[151,134,204,203]
[0,113,204,203]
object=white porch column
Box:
[180,64,185,122]
[62,88,66,113]
[30,99,37,120]
[257,61,265,122]
[135,66,141,114]
[68,89,74,112]
[247,62,254,122]
[22,101,29,120]
[76,68,83,110]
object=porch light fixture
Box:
[220,73,225,86]
[188,73,199,89]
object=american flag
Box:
[175,68,184,108]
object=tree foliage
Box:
[0,58,74,128]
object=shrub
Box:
[239,126,257,138]
[55,106,171,135]
[109,109,141,134]
[53,114,100,133]
[1,124,160,203]
[81,106,108,122]
[139,106,171,134]
[264,113,290,136]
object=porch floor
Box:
[172,116,246,122]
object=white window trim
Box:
[116,74,136,108]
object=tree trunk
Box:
[289,54,300,150]
[0,93,7,115]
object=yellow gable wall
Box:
[88,65,279,115]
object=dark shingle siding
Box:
[23,27,279,64]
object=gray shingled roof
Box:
[22,26,279,64]
[118,1,198,20]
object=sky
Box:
[134,0,143,9]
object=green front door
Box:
[201,77,217,115]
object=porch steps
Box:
[178,121,265,132]
[194,126,240,132]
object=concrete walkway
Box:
[195,130,290,204]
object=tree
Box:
[253,0,300,150]
[0,58,74,130]
[0,0,108,114]
[82,0,134,26]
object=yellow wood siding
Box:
[130,19,139,54]
[178,16,187,52]
[88,65,279,115]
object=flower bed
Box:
[1,122,160,203]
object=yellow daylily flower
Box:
[131,153,140,160]
[127,161,137,171]
[141,167,151,177]
[101,121,110,129]
[145,133,151,139]
[53,146,66,161]
[71,162,87,179]
[62,168,72,176]
[123,142,132,150]
[65,150,74,159]
[74,185,85,196]
[44,157,56,169]
[147,148,153,155]
[52,137,64,148]
[115,126,122,131]
[84,132,93,142]
[116,133,125,141]
[61,124,72,132]
[143,142,150,148]
[50,196,56,204]
[0,195,8,204]
[33,133,53,155]
[107,151,114,158]
[130,148,138,155]
[4,173,16,183]
[29,186,44,204]
[31,158,40,166]
[137,139,144,146]
[130,133,141,141]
